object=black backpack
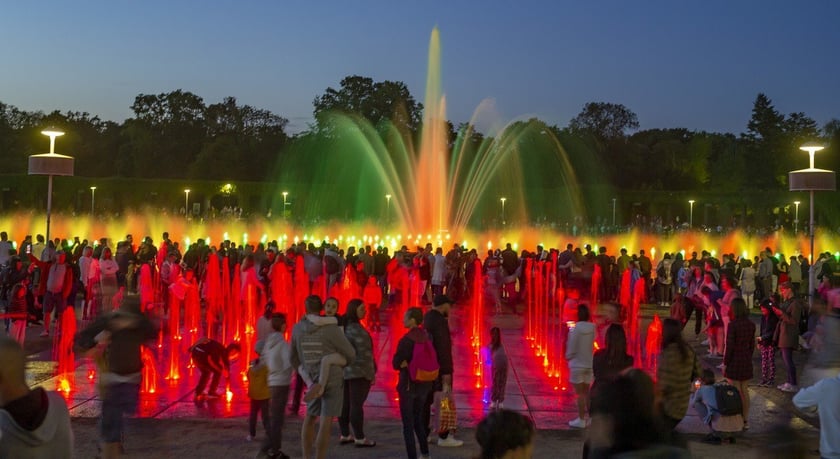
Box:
[714,382,743,416]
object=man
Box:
[262,313,293,459]
[41,251,73,337]
[423,295,463,447]
[775,281,802,392]
[290,295,356,459]
[75,295,157,458]
[0,337,73,458]
[758,251,774,301]
[793,373,840,459]
[0,231,11,267]
[189,338,241,401]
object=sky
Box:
[2,1,839,135]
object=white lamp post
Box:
[688,200,695,228]
[794,200,800,234]
[90,186,96,215]
[500,197,507,225]
[184,189,191,218]
[29,129,74,244]
[612,197,617,227]
[385,194,392,222]
[282,191,289,219]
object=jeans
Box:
[101,382,140,443]
[339,378,372,439]
[780,347,797,385]
[249,398,270,437]
[399,383,432,459]
[269,385,290,453]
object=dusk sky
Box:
[2,1,839,134]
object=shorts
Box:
[570,368,593,385]
[306,381,343,418]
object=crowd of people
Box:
[1,228,840,458]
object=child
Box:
[489,327,508,409]
[757,298,780,386]
[363,276,383,332]
[701,286,724,357]
[692,369,744,444]
[299,299,347,402]
[246,356,270,442]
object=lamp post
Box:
[90,186,96,215]
[500,197,507,225]
[184,189,191,218]
[612,198,617,227]
[385,194,392,222]
[29,129,74,244]
[794,200,800,234]
[282,191,289,219]
[688,200,695,228]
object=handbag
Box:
[438,396,458,434]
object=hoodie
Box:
[0,388,73,458]
[290,316,355,390]
[263,331,293,387]
[565,321,596,370]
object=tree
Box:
[568,102,639,142]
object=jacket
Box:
[657,343,702,421]
[565,321,596,369]
[0,388,74,458]
[263,331,293,386]
[343,322,376,381]
[290,316,355,391]
[776,297,802,349]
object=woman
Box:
[99,247,119,312]
[392,307,434,459]
[739,259,757,308]
[566,304,596,429]
[723,297,756,429]
[338,298,377,447]
[591,324,634,401]
[474,409,535,459]
[657,318,702,432]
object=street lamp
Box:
[29,129,74,244]
[184,189,191,218]
[794,200,800,234]
[282,191,289,219]
[500,197,507,225]
[90,186,96,215]
[385,194,392,222]
[688,200,695,228]
[612,198,617,227]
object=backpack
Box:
[714,382,742,416]
[324,255,340,275]
[408,332,440,383]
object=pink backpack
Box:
[408,330,440,382]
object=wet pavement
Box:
[17,301,823,458]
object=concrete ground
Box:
[17,300,824,458]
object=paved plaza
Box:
[20,303,822,458]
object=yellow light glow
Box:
[41,129,65,137]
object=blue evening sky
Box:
[2,1,838,134]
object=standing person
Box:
[806,288,840,384]
[489,327,509,410]
[263,313,292,459]
[40,251,72,337]
[99,247,120,312]
[246,354,271,446]
[6,284,30,348]
[793,373,840,459]
[363,276,383,332]
[657,318,702,432]
[591,324,634,401]
[393,307,436,459]
[757,298,780,387]
[290,295,356,459]
[75,295,157,458]
[566,304,596,428]
[774,281,802,392]
[739,259,757,308]
[422,295,463,447]
[189,338,241,401]
[0,337,73,458]
[338,298,377,447]
[722,298,756,429]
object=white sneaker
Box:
[778,383,798,393]
[437,436,463,447]
[569,417,587,429]
[245,435,254,442]
[700,339,709,346]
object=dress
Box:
[723,317,756,381]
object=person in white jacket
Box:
[260,313,293,459]
[566,304,596,429]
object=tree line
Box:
[1,76,838,194]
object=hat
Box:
[433,294,454,307]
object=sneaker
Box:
[39,331,49,337]
[437,436,464,447]
[339,435,355,445]
[716,363,725,369]
[568,417,587,429]
[779,383,798,393]
[245,435,255,442]
[701,433,722,444]
[700,339,709,346]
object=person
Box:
[657,318,702,432]
[290,295,356,459]
[723,297,755,428]
[739,259,757,308]
[75,294,157,458]
[246,354,271,445]
[297,298,348,403]
[363,275,383,332]
[189,338,241,401]
[0,337,73,458]
[792,372,840,459]
[756,299,778,382]
[591,324,634,402]
[338,298,377,447]
[805,288,840,385]
[700,286,724,357]
[566,304,595,428]
[393,307,435,459]
[473,409,535,459]
[263,313,292,459]
[6,283,30,347]
[40,251,72,337]
[774,281,802,392]
[692,369,744,444]
[489,327,509,409]
[423,294,463,447]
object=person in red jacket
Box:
[363,276,383,331]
